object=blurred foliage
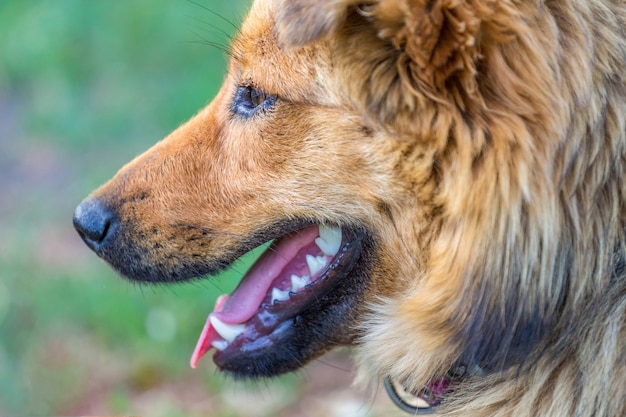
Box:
[0,0,241,149]
[0,1,384,416]
[0,0,277,415]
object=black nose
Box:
[73,199,117,252]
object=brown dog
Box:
[74,0,626,415]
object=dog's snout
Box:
[73,198,117,252]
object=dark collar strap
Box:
[384,376,437,414]
[384,364,470,414]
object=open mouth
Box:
[190,224,363,370]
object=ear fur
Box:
[370,0,488,102]
[275,0,492,107]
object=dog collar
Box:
[384,364,468,414]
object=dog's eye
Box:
[232,85,276,118]
[249,88,266,107]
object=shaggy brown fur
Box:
[75,0,626,415]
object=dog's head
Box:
[74,0,625,403]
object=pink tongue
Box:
[214,225,320,324]
[190,294,228,368]
[190,225,320,368]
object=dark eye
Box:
[231,85,276,118]
[249,88,266,107]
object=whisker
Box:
[186,0,238,30]
[194,271,229,294]
[184,35,231,56]
[180,223,295,264]
[315,357,353,373]
[227,259,249,276]
[190,16,233,40]
[185,224,271,248]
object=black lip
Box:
[95,215,317,284]
[213,229,371,378]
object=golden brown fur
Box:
[76,0,626,415]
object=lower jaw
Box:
[213,291,361,378]
[214,313,335,377]
[212,230,370,378]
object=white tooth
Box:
[209,316,245,343]
[306,254,327,276]
[212,340,229,351]
[271,288,290,304]
[316,224,342,256]
[291,274,309,292]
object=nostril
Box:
[73,199,117,251]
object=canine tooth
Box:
[316,224,342,256]
[306,254,327,276]
[271,288,290,304]
[291,274,309,292]
[211,340,228,351]
[209,316,245,343]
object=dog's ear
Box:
[276,0,490,105]
[370,0,486,100]
[275,0,364,47]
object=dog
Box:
[73,0,626,415]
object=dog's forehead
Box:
[231,0,339,105]
[232,1,279,69]
[237,0,276,47]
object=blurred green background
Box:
[0,1,388,416]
